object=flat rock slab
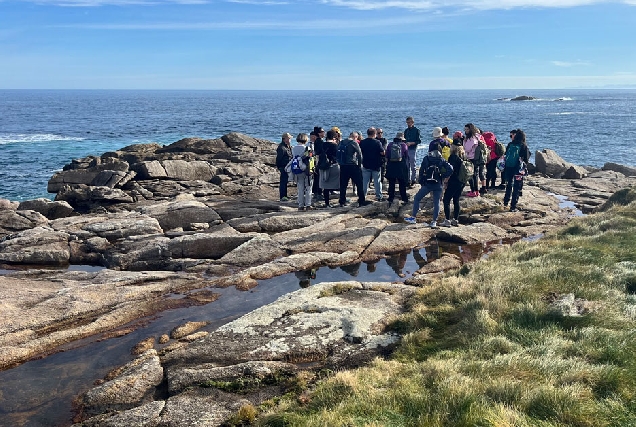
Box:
[436,222,511,244]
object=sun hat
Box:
[282,132,293,139]
[432,127,444,138]
[395,132,405,140]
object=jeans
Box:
[503,167,524,210]
[412,184,443,221]
[362,168,382,199]
[279,168,289,199]
[296,174,313,208]
[339,164,365,205]
[443,180,464,220]
[407,148,417,183]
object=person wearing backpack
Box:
[289,133,314,211]
[439,142,468,227]
[404,145,453,227]
[462,123,481,197]
[318,130,341,208]
[503,129,531,212]
[276,132,293,202]
[482,131,500,191]
[385,132,410,207]
[337,132,368,207]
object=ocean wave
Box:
[0,133,85,145]
[548,112,587,116]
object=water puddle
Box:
[548,193,585,216]
[0,240,507,427]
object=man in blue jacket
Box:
[404,116,422,186]
[405,145,453,228]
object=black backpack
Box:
[425,163,441,184]
[388,142,402,162]
[336,141,350,165]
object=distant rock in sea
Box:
[510,95,537,101]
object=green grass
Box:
[254,196,636,427]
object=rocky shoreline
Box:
[1,133,635,426]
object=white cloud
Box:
[551,60,591,67]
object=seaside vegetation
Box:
[254,192,636,426]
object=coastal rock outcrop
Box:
[534,149,588,179]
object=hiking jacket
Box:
[447,153,464,185]
[276,142,292,169]
[360,137,384,171]
[417,150,453,189]
[404,126,421,148]
[505,141,531,164]
[338,138,363,166]
[463,135,479,160]
[385,140,409,181]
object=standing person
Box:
[385,132,410,207]
[276,132,293,202]
[338,132,368,207]
[404,144,453,227]
[376,127,388,185]
[440,127,453,160]
[318,130,340,208]
[503,129,531,212]
[289,133,314,211]
[499,129,517,189]
[404,116,422,187]
[439,143,467,227]
[463,123,481,197]
[360,127,385,201]
[482,131,499,190]
[312,127,325,200]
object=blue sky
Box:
[1,0,635,89]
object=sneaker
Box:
[439,219,452,227]
[480,187,487,195]
[451,219,459,227]
[280,196,289,202]
[404,216,417,224]
[429,221,438,228]
[510,208,518,213]
[298,206,306,211]
[466,191,477,197]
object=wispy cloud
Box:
[551,60,591,67]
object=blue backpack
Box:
[505,143,521,168]
[290,155,306,174]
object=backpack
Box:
[388,142,402,162]
[457,158,474,185]
[336,141,350,165]
[494,141,505,157]
[505,143,521,168]
[289,155,306,175]
[475,141,490,165]
[303,146,315,174]
[424,162,442,184]
[441,145,451,161]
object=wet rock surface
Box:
[0,133,635,426]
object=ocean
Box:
[1,89,635,202]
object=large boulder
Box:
[48,159,129,193]
[138,200,222,231]
[0,209,49,236]
[602,162,636,177]
[0,227,70,265]
[167,234,254,259]
[18,198,75,220]
[132,160,215,181]
[55,185,134,212]
[156,137,229,155]
[534,149,587,179]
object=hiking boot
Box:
[280,196,289,202]
[510,208,518,213]
[298,206,306,211]
[429,221,438,228]
[439,219,452,227]
[359,200,373,207]
[404,216,416,224]
[480,187,487,195]
[451,219,459,227]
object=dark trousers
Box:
[503,167,524,210]
[312,171,321,196]
[339,164,365,205]
[443,180,464,220]
[387,177,408,203]
[279,168,289,199]
[486,159,498,188]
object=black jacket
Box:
[276,142,292,169]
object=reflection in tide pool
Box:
[0,241,497,427]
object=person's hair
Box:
[512,130,526,145]
[451,144,465,158]
[367,127,376,136]
[406,116,414,122]
[326,130,338,140]
[442,126,449,136]
[296,133,308,143]
[464,123,477,138]
[309,131,316,136]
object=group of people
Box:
[275,117,531,226]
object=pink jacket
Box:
[463,135,479,160]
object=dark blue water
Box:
[2,89,635,201]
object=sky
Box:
[1,0,635,89]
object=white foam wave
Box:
[0,133,85,145]
[548,112,587,116]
